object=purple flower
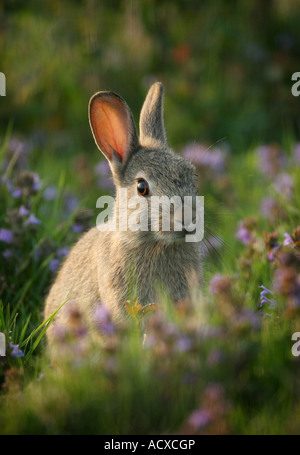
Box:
[256,144,285,177]
[49,258,60,272]
[283,233,293,246]
[94,303,116,335]
[187,409,211,430]
[236,310,260,330]
[209,274,222,293]
[259,285,277,309]
[24,214,41,226]
[0,228,13,244]
[267,252,276,261]
[273,173,294,199]
[10,342,25,358]
[1,176,14,193]
[64,195,79,214]
[31,173,41,192]
[294,143,300,164]
[94,304,111,324]
[260,197,279,219]
[19,205,30,217]
[94,161,114,190]
[143,333,157,349]
[3,249,12,258]
[274,267,300,297]
[56,247,69,258]
[72,224,84,233]
[94,160,110,176]
[235,222,252,245]
[209,274,232,296]
[182,143,226,172]
[8,137,31,157]
[175,336,192,353]
[11,188,23,198]
[43,185,57,201]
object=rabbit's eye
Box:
[137,179,149,196]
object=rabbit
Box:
[44,82,202,351]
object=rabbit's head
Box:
[89,82,199,244]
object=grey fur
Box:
[44,82,202,353]
[139,82,167,147]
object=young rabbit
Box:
[44,82,202,349]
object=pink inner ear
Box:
[90,96,129,161]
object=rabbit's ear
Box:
[89,92,139,166]
[139,82,167,148]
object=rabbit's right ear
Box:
[89,92,139,170]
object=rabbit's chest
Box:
[135,251,190,304]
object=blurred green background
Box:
[1,0,300,160]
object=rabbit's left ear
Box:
[89,91,139,167]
